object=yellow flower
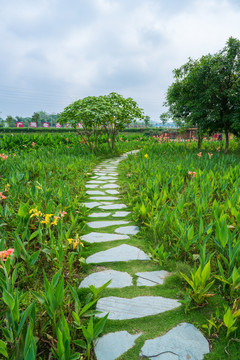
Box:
[67,238,74,244]
[36,186,42,190]
[144,154,148,158]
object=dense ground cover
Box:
[0,136,143,359]
[119,138,240,359]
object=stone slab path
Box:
[80,151,210,360]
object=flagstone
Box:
[87,180,107,184]
[94,176,118,180]
[85,184,99,189]
[89,196,119,201]
[98,204,127,210]
[115,225,139,235]
[88,212,111,218]
[86,244,150,263]
[86,190,106,195]
[102,184,119,189]
[82,201,113,209]
[82,232,129,243]
[79,270,133,289]
[140,322,210,360]
[136,271,170,286]
[105,189,119,195]
[94,331,141,360]
[112,211,131,217]
[96,296,180,320]
[87,220,129,229]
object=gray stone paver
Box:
[112,211,131,217]
[140,323,210,360]
[88,212,111,218]
[96,296,181,320]
[115,225,139,235]
[105,189,119,195]
[86,190,106,195]
[79,270,133,289]
[94,331,141,360]
[81,232,129,243]
[87,220,129,229]
[89,196,119,201]
[136,270,170,286]
[98,204,127,210]
[86,244,150,263]
[102,184,119,189]
[82,202,113,209]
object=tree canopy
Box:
[59,92,144,151]
[164,37,240,152]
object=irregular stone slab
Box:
[82,232,129,244]
[94,176,117,180]
[99,204,127,210]
[86,190,106,195]
[136,271,170,286]
[86,244,150,263]
[112,211,131,217]
[105,189,119,195]
[85,184,99,189]
[88,212,111,218]
[140,323,210,360]
[79,270,133,289]
[102,184,119,189]
[115,225,139,235]
[89,196,119,201]
[87,180,107,184]
[96,296,180,320]
[87,220,129,229]
[95,331,141,360]
[82,202,113,209]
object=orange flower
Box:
[217,147,220,152]
[0,248,14,261]
[66,137,69,143]
[208,153,213,159]
[197,152,202,157]
[32,142,35,146]
[0,192,7,199]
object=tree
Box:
[6,115,16,127]
[144,116,151,127]
[31,112,41,127]
[164,37,240,152]
[59,92,144,151]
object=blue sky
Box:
[0,0,240,122]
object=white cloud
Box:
[0,0,239,120]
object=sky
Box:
[0,0,240,123]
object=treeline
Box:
[0,111,59,127]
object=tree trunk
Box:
[197,135,203,149]
[224,128,229,153]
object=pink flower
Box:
[188,171,196,178]
[13,154,16,157]
[108,138,111,142]
[60,211,67,218]
[217,147,220,152]
[66,137,69,143]
[0,192,7,199]
[32,142,35,147]
[197,152,202,157]
[0,248,14,261]
[208,153,213,159]
[134,153,137,157]
[126,140,128,143]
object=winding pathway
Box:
[80,151,210,360]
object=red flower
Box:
[0,192,7,199]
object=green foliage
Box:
[59,92,144,151]
[165,37,240,152]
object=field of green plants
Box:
[1,132,240,359]
[0,134,143,359]
[119,137,240,358]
